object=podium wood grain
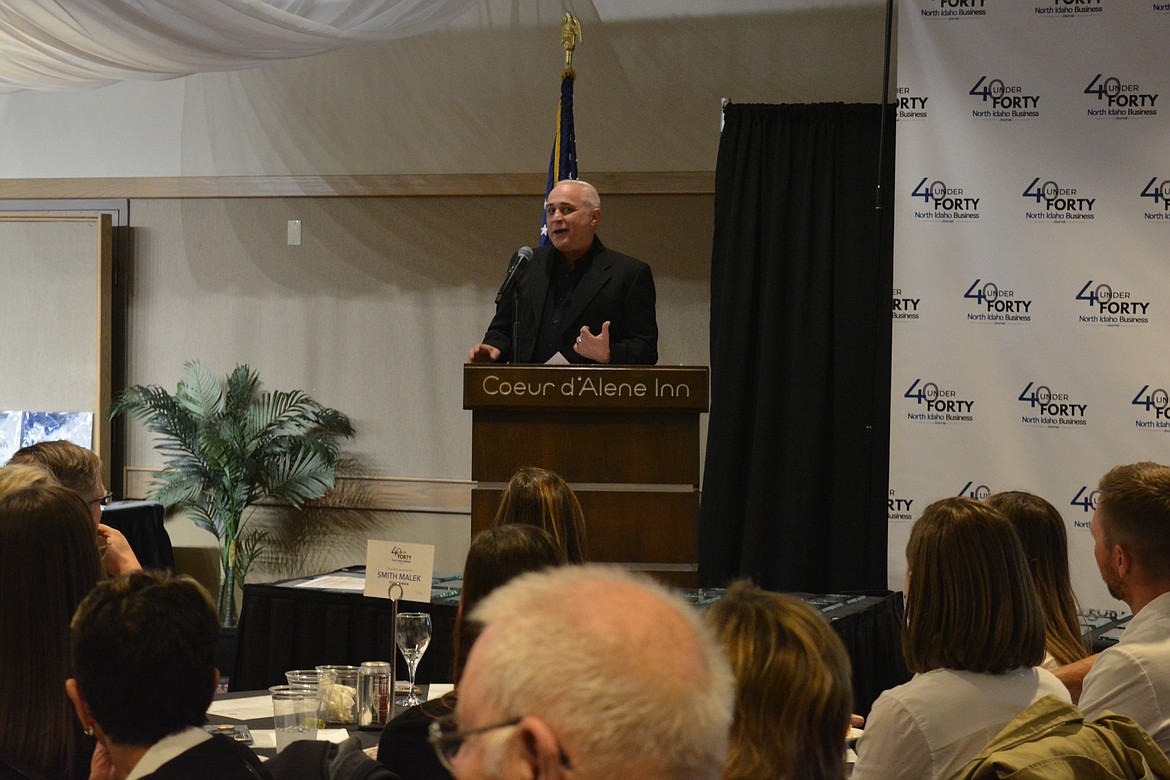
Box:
[465,365,708,586]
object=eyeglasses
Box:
[90,490,113,507]
[427,715,573,772]
[427,716,520,772]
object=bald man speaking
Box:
[467,179,658,365]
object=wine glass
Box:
[395,611,432,707]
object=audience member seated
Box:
[851,497,1070,780]
[8,440,141,576]
[706,580,854,780]
[1077,461,1170,753]
[378,524,566,780]
[985,491,1090,669]
[0,476,103,780]
[65,570,264,779]
[491,466,588,563]
[435,565,734,780]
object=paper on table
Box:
[294,575,366,591]
[207,695,275,720]
[249,728,350,750]
[427,683,454,701]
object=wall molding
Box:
[0,172,715,199]
[123,467,473,515]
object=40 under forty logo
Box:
[1076,281,1150,325]
[1084,74,1159,118]
[888,490,914,519]
[1022,178,1096,221]
[1070,486,1099,515]
[896,86,929,118]
[1018,381,1087,426]
[911,178,980,220]
[892,287,921,320]
[1036,0,1103,18]
[963,279,1032,322]
[920,0,987,19]
[958,481,991,500]
[1141,177,1170,216]
[903,378,974,422]
[1132,385,1170,429]
[969,76,1040,119]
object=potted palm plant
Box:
[111,361,355,625]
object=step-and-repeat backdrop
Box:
[890,0,1168,612]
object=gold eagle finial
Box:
[561,12,582,73]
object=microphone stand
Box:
[494,247,531,363]
[510,284,521,364]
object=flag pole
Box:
[540,13,582,245]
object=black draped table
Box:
[101,500,175,571]
[802,591,910,717]
[232,570,459,692]
[232,569,907,716]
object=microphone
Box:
[495,246,533,305]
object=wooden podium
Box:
[464,365,709,586]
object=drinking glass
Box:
[269,684,318,751]
[395,611,432,707]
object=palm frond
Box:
[175,361,225,421]
[245,389,317,442]
[224,364,261,414]
[112,386,196,445]
[148,470,204,509]
[312,407,356,439]
[261,447,338,507]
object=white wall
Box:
[0,3,892,178]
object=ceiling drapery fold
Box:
[0,0,478,92]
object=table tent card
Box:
[364,540,435,603]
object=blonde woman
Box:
[707,581,854,780]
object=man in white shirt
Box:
[1079,461,1170,753]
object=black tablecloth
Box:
[815,591,909,716]
[231,571,906,716]
[101,500,175,571]
[232,577,457,692]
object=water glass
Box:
[315,664,360,725]
[269,684,318,752]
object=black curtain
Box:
[700,103,894,592]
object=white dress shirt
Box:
[852,666,1071,780]
[1079,590,1170,754]
[124,726,211,780]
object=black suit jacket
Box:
[481,237,658,364]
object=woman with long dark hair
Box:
[0,476,102,779]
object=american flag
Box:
[539,68,577,244]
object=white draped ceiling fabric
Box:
[0,0,478,93]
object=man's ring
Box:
[576,337,581,343]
